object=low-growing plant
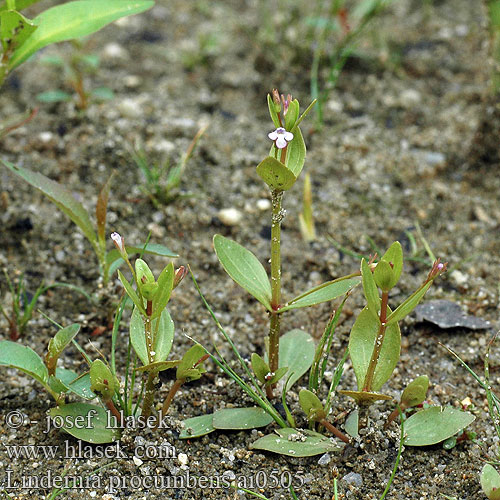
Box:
[0,165,177,285]
[0,0,154,88]
[131,124,207,207]
[36,41,114,110]
[444,334,500,499]
[0,268,91,340]
[0,239,193,443]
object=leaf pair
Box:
[213,235,359,312]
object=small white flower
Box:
[110,232,125,253]
[268,127,293,149]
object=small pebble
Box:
[178,453,188,465]
[133,456,143,466]
[318,453,331,465]
[218,208,243,226]
[102,42,128,60]
[342,472,363,487]
[256,199,271,211]
[399,89,421,108]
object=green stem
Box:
[145,300,154,363]
[6,0,15,10]
[268,189,283,379]
[362,290,389,392]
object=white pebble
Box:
[178,453,188,465]
[102,42,128,60]
[256,199,271,211]
[133,456,143,466]
[218,208,243,226]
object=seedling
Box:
[1,164,177,285]
[339,244,447,407]
[36,41,114,110]
[132,124,207,207]
[0,269,91,340]
[0,0,154,88]
[0,239,187,443]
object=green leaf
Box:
[385,281,433,326]
[256,155,297,191]
[481,464,500,500]
[361,258,380,318]
[284,99,300,130]
[380,241,403,289]
[213,235,272,311]
[2,160,96,247]
[349,306,401,391]
[267,93,280,128]
[0,10,36,52]
[213,407,274,430]
[404,406,475,446]
[177,344,206,380]
[276,329,315,388]
[284,126,306,179]
[0,340,48,385]
[49,403,120,444]
[54,368,95,399]
[9,0,155,70]
[130,307,174,365]
[179,414,215,439]
[299,389,326,421]
[0,0,41,13]
[36,90,72,103]
[401,375,429,408]
[344,410,359,438]
[279,277,360,312]
[251,353,270,384]
[251,428,342,457]
[46,323,80,375]
[89,359,117,399]
[117,270,146,315]
[151,262,174,319]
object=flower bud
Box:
[110,232,127,258]
[173,266,187,289]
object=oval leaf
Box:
[130,307,174,366]
[404,406,475,446]
[401,375,429,408]
[213,235,272,311]
[0,340,48,385]
[251,428,342,457]
[481,464,500,500]
[338,389,392,405]
[276,329,315,388]
[280,277,360,312]
[46,323,80,375]
[151,262,174,319]
[349,306,401,392]
[9,0,155,70]
[213,407,274,430]
[386,281,433,326]
[179,414,215,439]
[256,155,297,191]
[49,403,120,444]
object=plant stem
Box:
[105,399,123,425]
[362,291,389,392]
[141,372,156,419]
[268,189,283,384]
[319,418,350,444]
[385,403,407,428]
[155,378,184,429]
